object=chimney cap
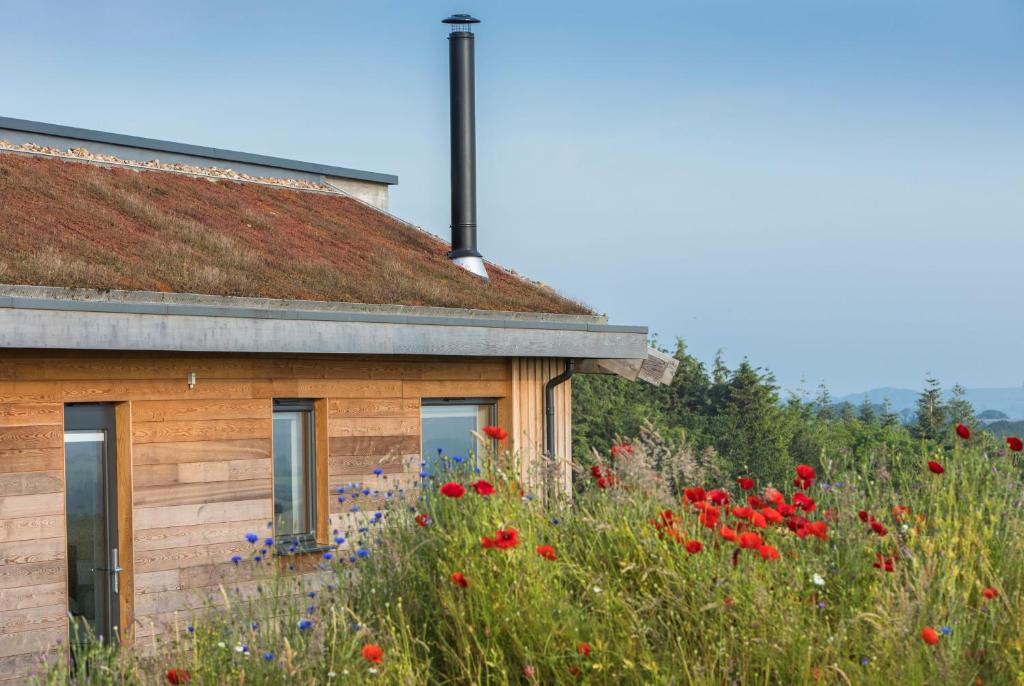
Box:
[442,13,481,25]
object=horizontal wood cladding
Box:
[0,351,551,659]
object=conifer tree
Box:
[913,376,947,441]
[858,396,877,424]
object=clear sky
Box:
[3,1,1022,395]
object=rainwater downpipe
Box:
[544,359,575,457]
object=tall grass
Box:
[41,437,1024,685]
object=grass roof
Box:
[0,152,590,315]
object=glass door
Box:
[64,404,120,646]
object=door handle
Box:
[95,548,123,595]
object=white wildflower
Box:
[812,573,825,587]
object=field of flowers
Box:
[43,426,1024,685]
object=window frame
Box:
[272,399,318,549]
[420,397,497,468]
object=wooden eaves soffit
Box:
[576,347,680,386]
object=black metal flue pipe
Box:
[443,14,488,279]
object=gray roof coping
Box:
[0,285,647,335]
[0,115,398,186]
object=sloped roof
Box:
[0,151,590,315]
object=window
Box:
[273,400,316,545]
[421,400,495,474]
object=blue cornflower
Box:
[288,545,297,554]
[298,619,312,631]
[940,626,953,635]
[263,652,274,662]
[307,591,317,598]
[335,536,346,545]
[230,555,242,564]
[372,468,384,476]
[349,556,357,563]
[358,527,369,533]
[453,455,464,464]
[337,486,347,494]
[250,622,259,631]
[386,491,393,498]
[338,496,346,503]
[241,644,250,654]
[419,471,429,478]
[374,511,383,519]
[474,466,481,474]
[362,489,370,496]
[357,548,369,558]
[551,517,561,525]
[187,624,194,634]
[436,448,443,455]
[245,533,259,544]
[260,548,267,555]
[323,552,333,561]
[307,605,316,614]
[263,537,273,547]
[860,657,870,667]
[254,555,262,562]
[349,505,361,512]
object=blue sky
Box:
[3,1,1022,395]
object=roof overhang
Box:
[0,286,646,359]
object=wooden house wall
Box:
[0,351,572,680]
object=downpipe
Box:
[544,359,575,457]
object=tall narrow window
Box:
[273,400,316,544]
[421,400,495,475]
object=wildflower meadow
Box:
[39,423,1024,685]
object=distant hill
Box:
[838,387,1024,422]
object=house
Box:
[0,15,676,679]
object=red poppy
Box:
[796,464,816,481]
[749,512,768,529]
[166,669,191,684]
[873,552,895,572]
[414,513,430,527]
[610,443,632,457]
[955,423,971,440]
[481,536,495,549]
[982,587,999,599]
[870,520,888,537]
[699,506,721,529]
[892,505,911,521]
[747,495,766,509]
[719,526,738,542]
[764,487,786,507]
[684,540,703,554]
[761,507,783,524]
[577,642,591,656]
[732,506,753,520]
[362,643,384,663]
[494,528,519,549]
[738,532,762,549]
[684,487,706,504]
[793,492,816,513]
[757,544,780,561]
[472,479,496,496]
[807,520,828,541]
[450,572,469,588]
[787,515,809,538]
[778,503,796,517]
[439,482,466,498]
[708,489,730,506]
[920,627,939,646]
[597,476,613,489]
[536,544,558,561]
[927,460,945,475]
[1007,437,1023,452]
[737,477,755,490]
[483,425,509,441]
[858,510,870,523]
[590,465,605,479]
